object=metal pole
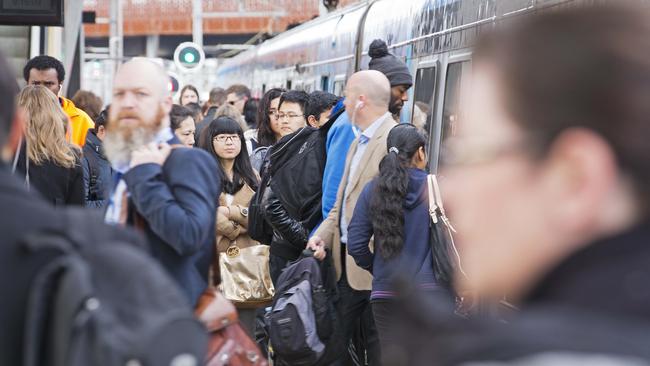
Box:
[109,0,123,73]
[192,0,203,48]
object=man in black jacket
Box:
[260,90,336,284]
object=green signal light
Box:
[183,52,196,63]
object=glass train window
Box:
[321,76,329,92]
[286,80,292,90]
[411,66,437,140]
[439,61,471,166]
[333,80,345,97]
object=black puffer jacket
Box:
[261,117,335,261]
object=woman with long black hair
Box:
[198,116,272,336]
[249,88,285,171]
[347,123,449,361]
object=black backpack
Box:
[21,208,207,366]
[268,250,343,366]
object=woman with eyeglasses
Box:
[253,90,336,285]
[197,116,267,336]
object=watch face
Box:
[241,208,249,217]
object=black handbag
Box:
[426,174,465,291]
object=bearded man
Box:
[104,59,221,306]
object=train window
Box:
[321,76,329,92]
[438,61,472,166]
[286,80,292,90]
[411,66,437,139]
[333,74,346,97]
[262,84,267,94]
[333,80,345,97]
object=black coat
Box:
[82,131,115,209]
[261,120,334,261]
[390,223,650,365]
[121,135,221,305]
[0,164,143,365]
[15,145,84,206]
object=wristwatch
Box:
[239,206,249,217]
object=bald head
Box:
[343,70,390,128]
[347,70,390,107]
[108,58,173,155]
[114,58,170,99]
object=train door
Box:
[430,53,472,173]
[410,60,439,160]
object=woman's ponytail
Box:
[370,124,427,260]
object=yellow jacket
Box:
[60,97,95,147]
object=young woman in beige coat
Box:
[198,116,271,336]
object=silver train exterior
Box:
[215,0,582,171]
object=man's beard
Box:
[389,96,404,117]
[104,106,166,167]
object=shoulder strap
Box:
[427,174,466,278]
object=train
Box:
[215,0,584,172]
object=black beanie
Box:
[368,39,413,88]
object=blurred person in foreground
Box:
[15,86,84,206]
[308,70,396,365]
[82,106,115,208]
[104,58,220,306]
[196,87,226,140]
[392,4,650,365]
[170,104,196,147]
[23,55,94,146]
[71,89,103,122]
[0,51,150,366]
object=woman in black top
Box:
[16,86,84,206]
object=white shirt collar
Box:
[355,112,390,142]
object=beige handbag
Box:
[218,242,274,307]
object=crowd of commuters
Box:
[4,3,650,365]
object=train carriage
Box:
[216,0,584,172]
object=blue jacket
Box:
[347,168,437,299]
[82,130,115,209]
[123,137,220,305]
[321,107,356,219]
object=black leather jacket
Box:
[261,117,336,260]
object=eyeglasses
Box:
[213,135,240,143]
[440,136,532,167]
[276,113,304,120]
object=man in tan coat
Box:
[308,70,395,365]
